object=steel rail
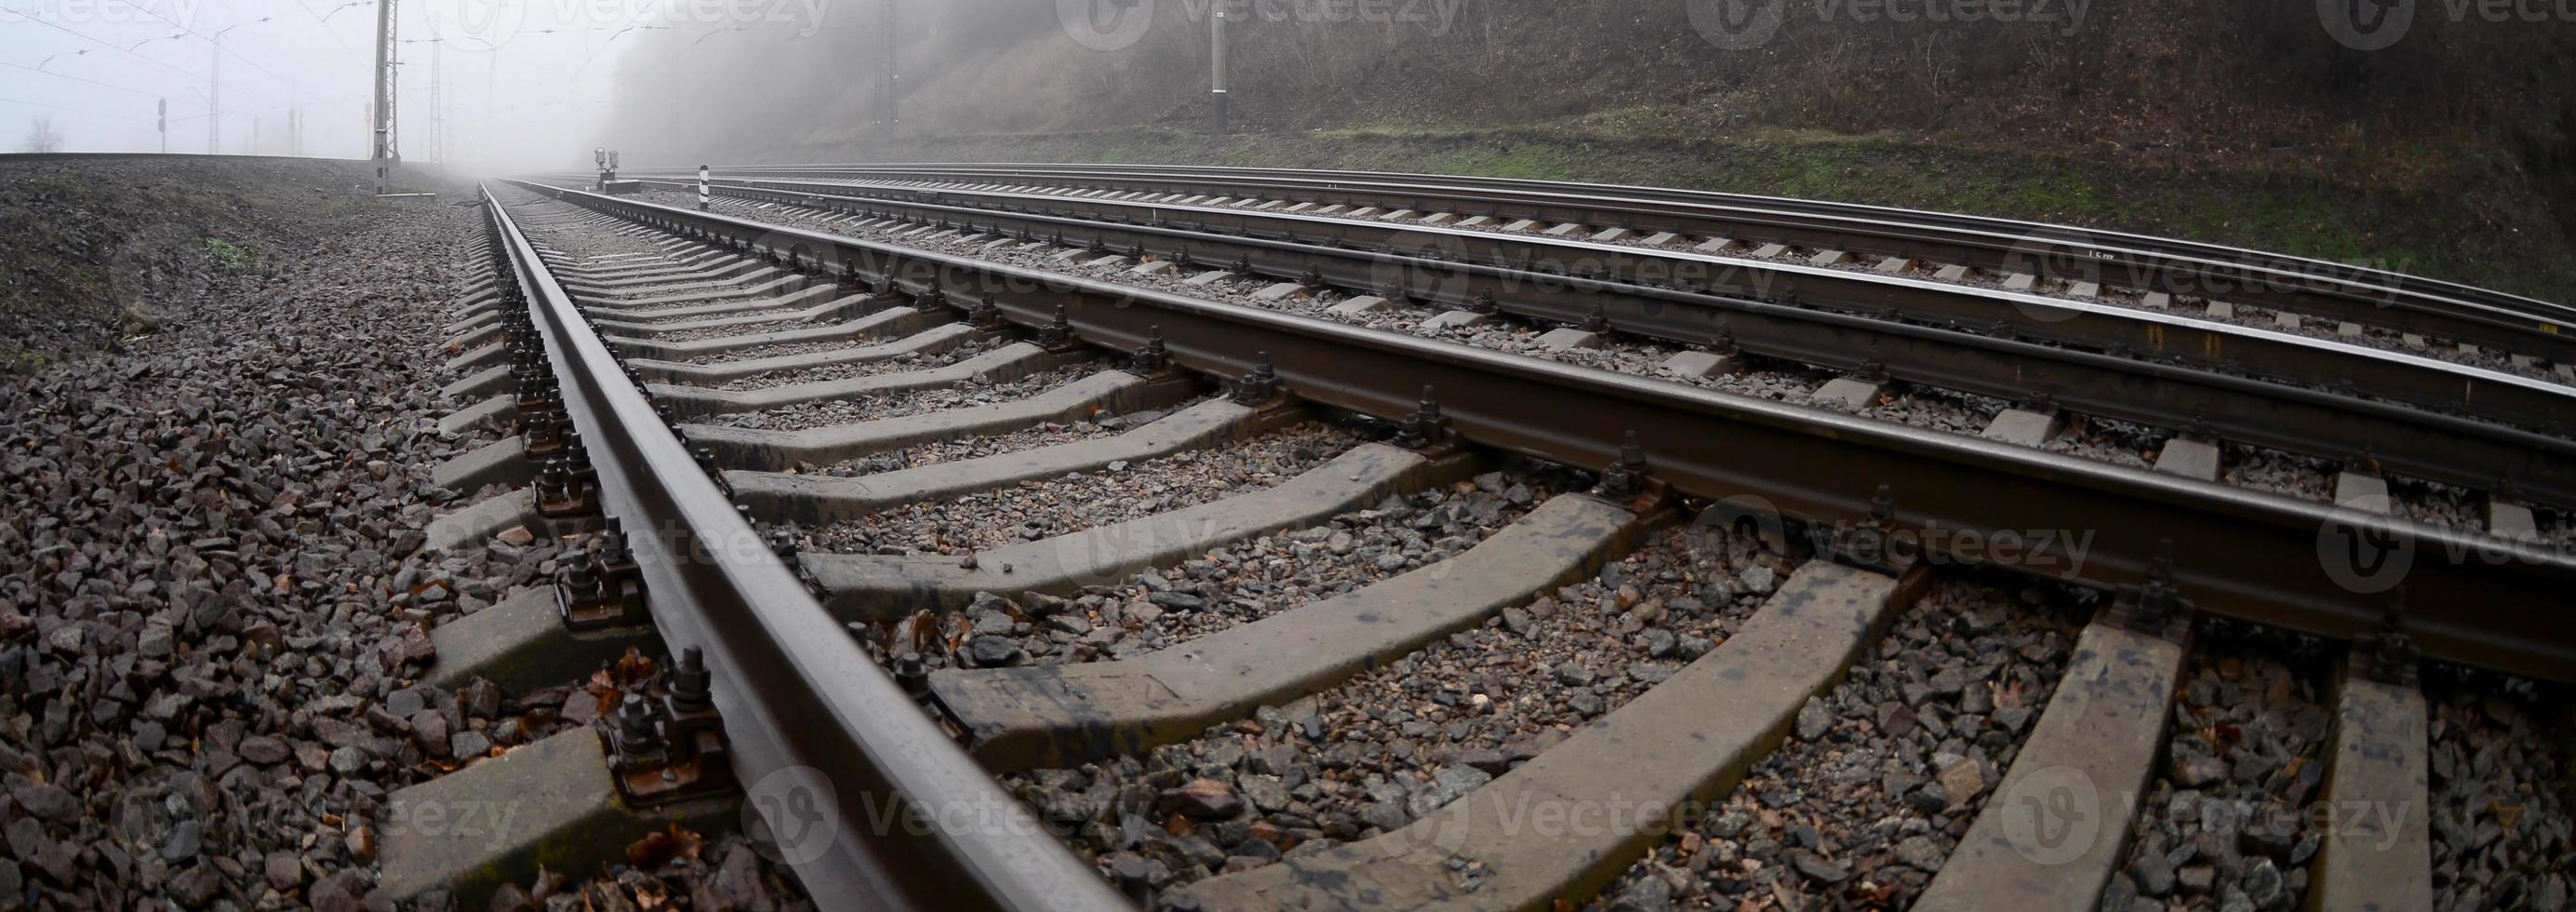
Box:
[480,183,1128,912]
[512,179,2576,683]
[610,175,2576,510]
[658,174,2575,421]
[618,161,2576,360]
[724,161,2576,326]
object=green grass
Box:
[0,344,54,372]
[204,237,260,273]
[836,105,2576,303]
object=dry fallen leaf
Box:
[626,831,683,870]
[625,824,706,871]
[614,647,657,684]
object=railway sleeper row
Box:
[644,174,2576,430]
[359,186,2493,911]
[496,186,2575,660]
[629,184,2568,549]
[493,185,2576,661]
[645,166,2576,376]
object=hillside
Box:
[0,156,464,369]
[601,0,2576,302]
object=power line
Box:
[0,58,161,98]
[319,0,372,23]
[97,0,295,87]
[100,2,357,101]
[285,0,367,65]
[0,94,152,123]
[3,54,269,125]
[7,14,211,85]
[401,24,671,46]
[4,16,359,145]
[83,10,365,106]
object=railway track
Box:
[386,174,2575,911]
[579,167,2576,513]
[608,161,2576,370]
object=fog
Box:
[9,1,2572,181]
[0,0,790,174]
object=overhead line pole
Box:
[429,39,443,164]
[208,32,220,154]
[372,0,399,191]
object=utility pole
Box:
[208,32,220,154]
[428,39,443,165]
[372,0,399,191]
[157,99,167,153]
[1209,5,1229,135]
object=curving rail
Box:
[478,182,1128,912]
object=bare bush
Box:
[20,116,64,154]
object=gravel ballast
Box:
[2425,674,2576,912]
[998,521,1792,892]
[0,173,825,910]
[869,463,1578,672]
[714,337,1004,392]
[804,394,1216,477]
[684,338,887,366]
[802,422,1361,556]
[0,168,495,909]
[2101,627,2334,912]
[1586,578,2087,910]
[699,361,1104,432]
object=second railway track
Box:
[615,161,2576,368]
[388,176,2576,912]
[588,169,2576,516]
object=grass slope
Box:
[759,109,2576,306]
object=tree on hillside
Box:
[20,116,64,154]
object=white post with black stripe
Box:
[698,164,711,211]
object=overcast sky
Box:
[0,0,727,171]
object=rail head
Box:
[662,173,2575,401]
[478,182,1128,912]
[617,160,2576,329]
[602,173,2576,509]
